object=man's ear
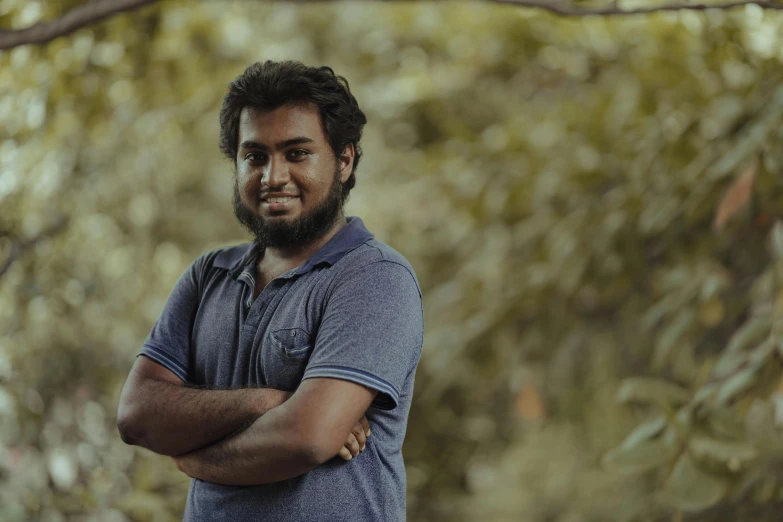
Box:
[338,144,355,184]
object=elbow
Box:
[116,408,179,456]
[116,403,145,447]
[117,417,142,446]
[275,406,343,467]
[301,442,328,467]
[298,433,343,467]
[115,374,183,456]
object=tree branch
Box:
[0,0,159,51]
[1,0,782,52]
[493,0,783,16]
[0,217,69,281]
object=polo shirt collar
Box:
[296,216,374,275]
[214,216,374,280]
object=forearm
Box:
[174,402,319,486]
[118,379,290,456]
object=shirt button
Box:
[291,330,296,337]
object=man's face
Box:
[232,104,351,249]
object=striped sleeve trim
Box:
[138,344,188,383]
[302,365,399,411]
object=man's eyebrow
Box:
[239,137,315,152]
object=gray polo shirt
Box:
[138,216,424,522]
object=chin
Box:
[266,210,298,219]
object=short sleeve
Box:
[136,255,205,383]
[301,260,424,410]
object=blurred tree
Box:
[1,1,783,522]
[2,0,783,50]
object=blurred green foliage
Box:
[1,1,783,521]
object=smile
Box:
[260,196,299,211]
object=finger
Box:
[352,423,366,449]
[338,446,353,461]
[346,432,360,457]
[360,415,371,437]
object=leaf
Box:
[705,407,745,440]
[725,316,771,354]
[771,221,783,259]
[624,416,668,447]
[711,351,748,380]
[698,299,724,327]
[602,416,672,475]
[641,295,678,331]
[692,382,720,405]
[689,435,757,469]
[513,382,545,421]
[773,378,783,427]
[602,442,666,475]
[713,160,757,231]
[699,270,731,301]
[716,366,759,405]
[658,453,729,511]
[674,406,695,433]
[653,310,696,370]
[713,332,773,383]
[747,337,776,366]
[617,377,691,407]
[745,398,779,445]
[602,437,673,476]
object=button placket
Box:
[244,279,282,331]
[243,270,299,331]
[237,269,257,311]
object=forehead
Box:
[238,104,326,145]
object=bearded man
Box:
[117,60,424,522]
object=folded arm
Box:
[172,377,377,486]
[116,355,291,456]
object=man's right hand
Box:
[338,415,370,461]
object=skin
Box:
[117,356,293,457]
[234,103,354,285]
[117,357,370,460]
[118,103,375,485]
[170,377,377,485]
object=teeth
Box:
[264,196,297,203]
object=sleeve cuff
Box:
[138,344,188,383]
[302,365,399,410]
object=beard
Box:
[232,165,343,250]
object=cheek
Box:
[237,172,258,198]
[300,171,331,194]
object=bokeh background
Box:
[2,1,783,521]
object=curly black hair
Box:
[219,60,368,204]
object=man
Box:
[117,60,424,522]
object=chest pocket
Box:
[263,327,314,390]
[273,327,312,358]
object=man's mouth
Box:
[260,194,300,212]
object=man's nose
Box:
[263,156,291,187]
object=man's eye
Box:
[289,150,308,158]
[246,153,265,162]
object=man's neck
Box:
[258,213,348,277]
